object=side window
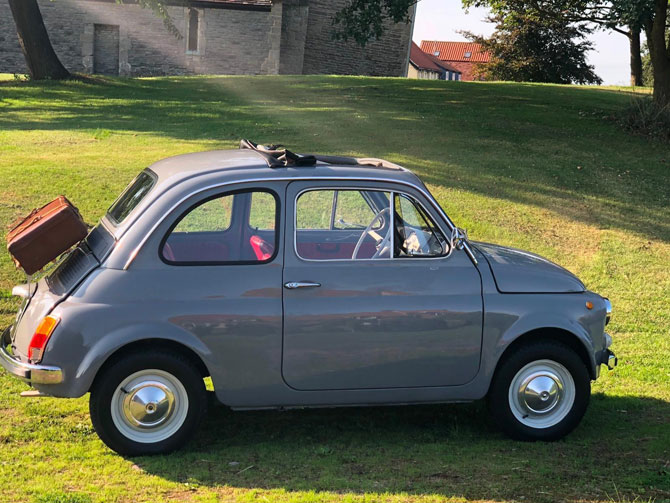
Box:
[173,194,233,233]
[333,190,380,230]
[249,192,276,230]
[162,190,277,264]
[295,190,381,230]
[295,189,391,260]
[296,190,333,230]
[393,194,448,258]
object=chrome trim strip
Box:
[121,176,474,270]
[1,328,63,385]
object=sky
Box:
[412,0,633,86]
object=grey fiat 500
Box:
[1,142,617,455]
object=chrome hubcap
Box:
[111,369,189,444]
[518,373,562,414]
[508,360,575,429]
[122,381,175,428]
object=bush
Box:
[619,97,670,142]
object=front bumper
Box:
[0,327,63,385]
[600,348,618,370]
[597,331,617,372]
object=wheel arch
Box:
[90,338,210,393]
[495,327,597,381]
[68,321,216,397]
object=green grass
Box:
[0,75,668,503]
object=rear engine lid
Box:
[10,243,100,359]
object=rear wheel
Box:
[90,351,207,456]
[488,341,590,441]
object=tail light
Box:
[28,316,59,363]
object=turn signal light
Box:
[28,316,59,362]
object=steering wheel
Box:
[352,207,391,259]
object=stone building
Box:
[0,0,414,77]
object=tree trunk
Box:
[629,29,643,87]
[645,0,670,106]
[8,0,70,80]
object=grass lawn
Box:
[0,75,668,503]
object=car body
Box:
[1,144,617,455]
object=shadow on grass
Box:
[134,393,670,502]
[1,76,668,243]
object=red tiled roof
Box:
[409,42,460,73]
[410,42,443,72]
[420,41,490,63]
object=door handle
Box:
[284,281,321,289]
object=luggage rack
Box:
[239,139,404,171]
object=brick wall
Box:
[301,0,414,77]
[443,61,482,81]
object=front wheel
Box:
[488,341,590,441]
[90,351,207,456]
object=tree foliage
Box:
[465,0,669,104]
[463,10,602,84]
[332,0,416,46]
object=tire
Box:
[487,341,590,441]
[90,350,207,456]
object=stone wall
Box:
[278,0,309,74]
[1,0,414,77]
[1,0,274,76]
[301,0,414,77]
[0,1,34,73]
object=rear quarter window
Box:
[107,170,157,225]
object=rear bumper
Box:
[0,326,63,385]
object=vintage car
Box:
[1,141,616,455]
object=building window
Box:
[464,51,472,58]
[187,8,199,53]
[433,51,440,56]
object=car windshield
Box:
[107,170,157,225]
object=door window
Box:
[295,189,391,260]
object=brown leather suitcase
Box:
[7,196,88,275]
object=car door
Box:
[281,180,483,391]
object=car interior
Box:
[161,188,448,264]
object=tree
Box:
[8,0,181,80]
[644,0,670,105]
[465,0,669,104]
[642,28,670,85]
[332,0,416,46]
[463,11,602,84]
[463,0,652,86]
[8,0,70,80]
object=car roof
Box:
[146,149,423,187]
